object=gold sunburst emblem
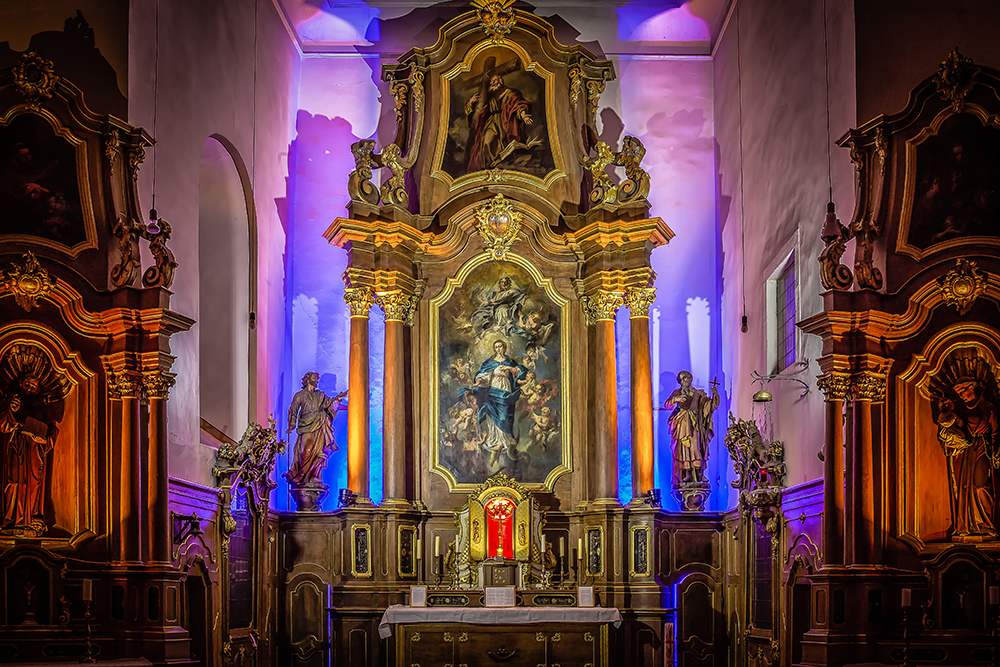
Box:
[471,0,516,44]
[474,194,523,261]
[1,252,54,312]
[937,258,987,315]
[12,51,59,108]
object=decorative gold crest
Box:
[934,49,979,112]
[1,252,54,312]
[474,194,523,260]
[12,51,59,108]
[471,0,516,44]
[937,258,988,315]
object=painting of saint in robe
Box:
[437,261,563,486]
[930,348,1000,542]
[0,114,86,247]
[441,48,554,180]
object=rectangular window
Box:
[772,256,796,373]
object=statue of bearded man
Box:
[283,372,347,510]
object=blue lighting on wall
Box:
[369,313,385,506]
[616,311,633,506]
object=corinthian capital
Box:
[580,290,624,325]
[105,368,143,400]
[851,371,886,402]
[376,290,418,324]
[142,370,176,399]
[344,286,375,318]
[622,287,656,319]
[816,372,851,400]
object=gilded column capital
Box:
[106,370,144,400]
[851,372,886,402]
[816,372,851,401]
[142,370,176,400]
[376,290,418,324]
[622,287,656,319]
[344,286,375,318]
[579,290,624,325]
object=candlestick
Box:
[416,539,422,561]
[901,588,911,607]
[82,579,92,602]
[542,535,547,554]
[578,537,583,557]
[559,537,565,558]
[434,535,440,558]
[991,586,999,606]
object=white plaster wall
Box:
[129,0,299,486]
[714,0,856,489]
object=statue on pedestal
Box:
[664,371,720,511]
[284,372,347,511]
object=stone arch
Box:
[197,135,257,441]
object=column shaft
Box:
[630,315,654,499]
[850,399,875,564]
[348,316,370,499]
[594,319,618,500]
[383,318,406,502]
[147,396,169,562]
[822,397,844,565]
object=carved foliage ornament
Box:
[851,372,886,402]
[376,284,424,325]
[347,139,408,209]
[474,194,523,261]
[937,258,988,315]
[1,252,53,312]
[818,203,854,291]
[622,287,656,318]
[471,0,517,44]
[934,49,979,112]
[585,137,650,206]
[13,51,59,108]
[580,290,624,324]
[214,417,286,537]
[816,372,851,401]
[344,286,375,318]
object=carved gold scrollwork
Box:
[392,81,409,124]
[584,138,650,206]
[622,286,656,319]
[586,77,607,125]
[0,252,53,311]
[105,129,121,171]
[818,205,854,291]
[344,286,375,318]
[141,217,178,288]
[347,140,409,208]
[105,368,143,400]
[934,49,979,112]
[474,194,523,260]
[816,372,851,401]
[853,220,883,291]
[376,289,421,324]
[579,290,624,325]
[128,144,145,182]
[409,69,425,116]
[937,259,988,315]
[851,372,886,402]
[111,216,141,287]
[568,65,583,109]
[471,0,516,44]
[13,51,59,109]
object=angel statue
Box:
[664,371,720,511]
[930,349,1000,542]
[1,345,70,537]
[284,372,347,511]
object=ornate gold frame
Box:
[351,523,373,578]
[585,526,604,578]
[897,105,1000,260]
[430,39,566,191]
[0,107,98,257]
[398,525,417,579]
[429,251,572,492]
[629,525,651,578]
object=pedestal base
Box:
[674,482,710,511]
[291,484,329,511]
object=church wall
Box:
[127,0,299,487]
[713,0,856,491]
[855,0,1000,126]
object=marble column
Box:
[624,287,656,501]
[817,372,850,566]
[376,287,420,506]
[344,286,375,502]
[848,371,885,565]
[108,370,143,562]
[582,290,624,502]
[144,370,175,563]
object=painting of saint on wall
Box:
[441,47,554,180]
[908,114,1000,249]
[436,261,564,486]
[0,114,85,247]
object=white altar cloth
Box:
[378,604,623,638]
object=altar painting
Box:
[441,46,554,180]
[435,260,565,487]
[0,113,86,247]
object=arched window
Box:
[198,136,254,441]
